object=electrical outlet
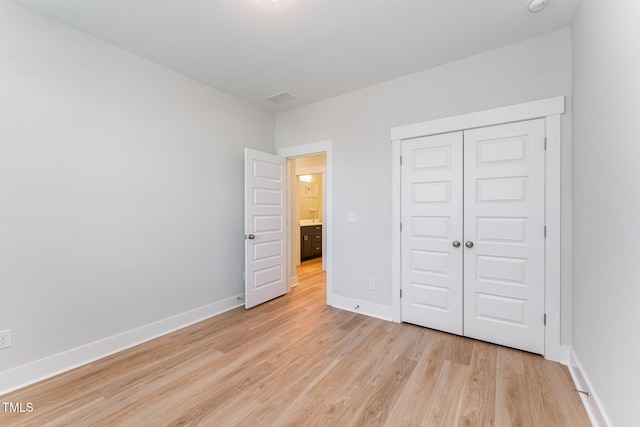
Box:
[0,329,12,349]
[368,279,375,290]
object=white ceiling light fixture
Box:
[528,0,549,13]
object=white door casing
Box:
[278,139,334,307]
[463,119,545,354]
[401,132,464,335]
[244,148,287,309]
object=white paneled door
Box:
[463,120,545,354]
[244,149,287,309]
[401,119,546,354]
[401,132,464,335]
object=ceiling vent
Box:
[266,91,296,104]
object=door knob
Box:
[452,241,461,248]
[465,241,474,248]
[246,234,256,240]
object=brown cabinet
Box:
[301,225,322,260]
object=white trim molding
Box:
[391,96,565,141]
[544,113,562,362]
[331,294,394,321]
[391,139,402,323]
[568,347,612,427]
[390,97,565,362]
[0,295,244,396]
[278,139,334,158]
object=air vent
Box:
[266,91,296,104]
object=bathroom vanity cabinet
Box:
[301,225,322,260]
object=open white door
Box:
[244,148,287,309]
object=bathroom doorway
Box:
[289,154,326,288]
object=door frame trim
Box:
[278,140,334,306]
[391,96,565,362]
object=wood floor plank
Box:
[275,396,324,427]
[346,356,417,426]
[0,259,591,427]
[546,360,594,426]
[307,325,391,405]
[365,324,422,387]
[496,346,536,427]
[421,360,471,426]
[158,360,279,426]
[101,335,285,425]
[522,352,568,427]
[187,393,261,427]
[445,334,476,367]
[324,315,386,360]
[383,332,448,427]
[235,356,338,426]
[457,341,497,427]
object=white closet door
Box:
[463,119,545,354]
[401,132,463,335]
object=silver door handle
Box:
[452,241,461,248]
[246,234,256,240]
[465,241,474,248]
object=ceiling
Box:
[12,0,581,113]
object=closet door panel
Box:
[463,119,545,354]
[401,132,463,335]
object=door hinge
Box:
[400,222,403,232]
[544,226,547,238]
[400,155,403,165]
[544,138,548,150]
[400,289,403,298]
[544,313,547,326]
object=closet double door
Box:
[401,119,545,354]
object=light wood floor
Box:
[1,257,590,426]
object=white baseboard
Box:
[567,347,612,427]
[290,275,299,288]
[0,294,244,396]
[330,294,393,321]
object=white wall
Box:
[0,0,274,386]
[276,29,573,337]
[572,2,640,426]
